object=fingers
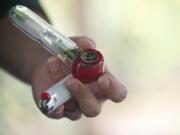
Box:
[45,56,84,120]
[64,109,82,121]
[46,105,64,119]
[35,56,65,119]
[65,77,101,117]
[47,100,82,120]
[63,99,82,121]
[44,36,127,120]
[70,36,96,49]
[46,56,66,83]
[97,73,127,103]
[46,36,96,82]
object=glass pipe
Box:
[9,5,105,114]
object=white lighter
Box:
[9,5,105,114]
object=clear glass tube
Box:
[9,5,105,114]
[9,5,80,64]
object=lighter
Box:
[9,5,105,114]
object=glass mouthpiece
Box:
[9,5,80,64]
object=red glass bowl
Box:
[72,49,105,83]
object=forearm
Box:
[0,10,51,84]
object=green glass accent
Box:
[56,43,79,61]
[10,7,28,22]
[64,49,80,61]
[15,10,28,22]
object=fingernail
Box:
[65,79,79,92]
[98,76,110,89]
[47,57,60,72]
[55,106,64,114]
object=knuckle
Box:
[68,115,82,121]
[82,36,93,41]
[50,72,63,80]
[46,115,62,120]
[45,113,64,120]
[121,85,128,99]
[82,36,96,47]
[112,96,124,103]
[84,107,101,117]
[64,109,82,121]
[112,85,127,103]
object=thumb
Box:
[46,56,66,83]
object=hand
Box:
[31,36,127,120]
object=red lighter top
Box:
[41,92,51,101]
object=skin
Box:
[0,9,127,120]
